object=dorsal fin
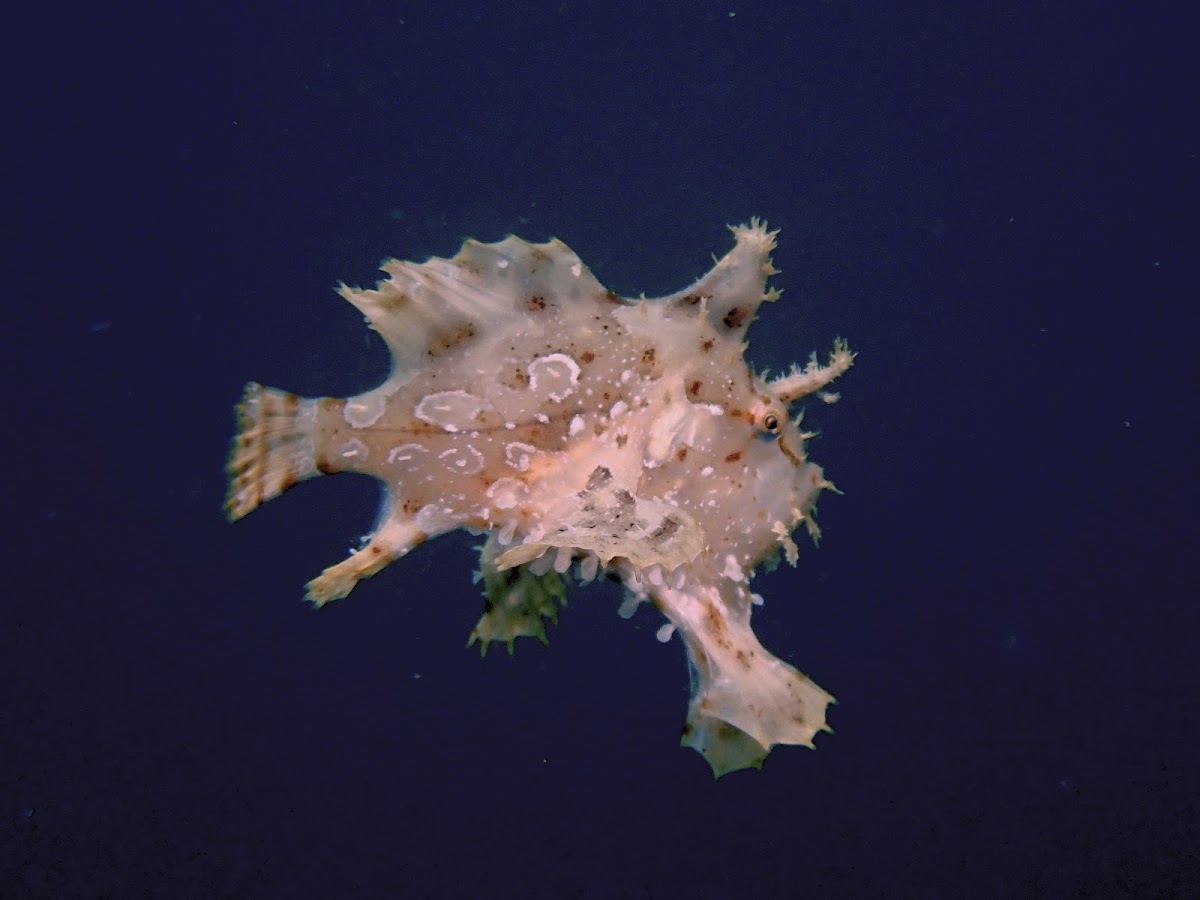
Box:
[337,236,606,379]
[652,218,781,339]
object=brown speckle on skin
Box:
[675,446,688,462]
[407,420,442,438]
[615,433,628,448]
[704,602,732,651]
[676,293,702,307]
[722,306,748,329]
[727,407,754,424]
[526,295,547,311]
[649,515,681,543]
[528,248,550,270]
[688,379,702,398]
[701,338,715,352]
[426,322,476,356]
[641,348,656,364]
[724,450,743,463]
[376,289,411,311]
[580,350,595,363]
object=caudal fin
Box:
[225,382,321,521]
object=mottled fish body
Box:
[227,220,853,776]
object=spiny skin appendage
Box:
[469,534,567,655]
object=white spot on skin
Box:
[343,388,390,428]
[609,400,628,419]
[439,446,484,475]
[414,390,488,433]
[701,466,714,476]
[487,477,526,510]
[387,443,429,464]
[528,353,580,402]
[339,438,368,460]
[571,262,582,277]
[504,442,538,472]
[569,415,585,436]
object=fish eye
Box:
[756,405,785,439]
